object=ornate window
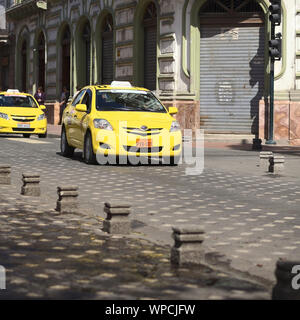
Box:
[143,2,157,25]
[102,14,113,33]
[200,0,262,15]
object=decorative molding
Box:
[115,23,134,30]
[158,75,174,79]
[116,58,133,65]
[115,1,137,11]
[158,54,174,60]
[115,40,134,47]
[159,33,175,40]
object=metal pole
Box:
[266,23,276,145]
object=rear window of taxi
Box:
[0,94,38,108]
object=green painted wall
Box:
[182,0,287,100]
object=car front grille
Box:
[123,146,163,153]
[12,128,35,132]
[11,115,36,122]
[123,127,163,136]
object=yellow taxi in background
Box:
[0,90,47,138]
[61,81,182,165]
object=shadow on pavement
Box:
[227,144,300,157]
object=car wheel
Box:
[61,126,74,157]
[23,133,31,138]
[38,132,47,139]
[84,131,97,164]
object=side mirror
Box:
[168,106,178,115]
[75,104,87,112]
[40,105,46,110]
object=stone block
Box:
[56,185,78,214]
[269,155,285,174]
[272,260,300,300]
[21,173,40,196]
[260,151,273,172]
[0,165,11,185]
[102,202,131,234]
[171,225,205,266]
[252,138,262,151]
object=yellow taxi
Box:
[0,89,47,138]
[61,81,182,165]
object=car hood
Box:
[0,107,43,116]
[94,111,174,131]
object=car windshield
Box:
[0,95,38,108]
[96,90,167,113]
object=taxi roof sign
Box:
[110,81,132,88]
[7,89,20,93]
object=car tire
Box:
[163,155,180,166]
[38,132,47,139]
[61,126,74,157]
[84,131,97,165]
[23,133,31,138]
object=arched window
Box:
[21,40,27,92]
[61,26,71,91]
[37,33,45,90]
[101,14,114,84]
[82,23,91,86]
[143,2,157,90]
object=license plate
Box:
[136,139,152,148]
[17,123,30,129]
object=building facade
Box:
[0,0,14,90]
[3,0,300,143]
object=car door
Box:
[66,89,86,146]
[73,89,92,148]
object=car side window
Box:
[81,89,92,113]
[71,90,86,107]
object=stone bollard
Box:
[252,138,262,151]
[272,260,300,300]
[21,173,40,196]
[260,151,273,172]
[171,226,205,266]
[0,165,11,185]
[103,202,131,234]
[269,155,285,174]
[56,185,78,214]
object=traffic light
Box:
[269,33,282,60]
[269,0,281,25]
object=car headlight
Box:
[93,119,113,130]
[37,114,45,121]
[0,112,9,120]
[170,121,180,132]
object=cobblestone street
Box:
[0,190,268,299]
[1,135,300,299]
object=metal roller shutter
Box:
[144,24,157,91]
[102,32,113,84]
[200,23,265,134]
[62,43,70,90]
[86,40,91,85]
